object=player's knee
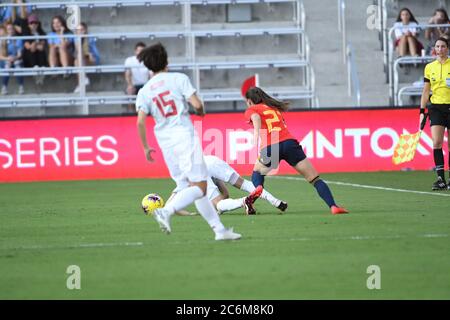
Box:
[192,181,207,195]
[433,142,443,149]
[309,176,320,184]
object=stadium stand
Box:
[0,0,317,117]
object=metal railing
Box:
[337,0,361,106]
[346,43,361,107]
[337,0,346,63]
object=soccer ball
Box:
[141,193,164,215]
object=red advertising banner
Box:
[0,108,442,183]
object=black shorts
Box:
[259,139,307,169]
[429,104,450,128]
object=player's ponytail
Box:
[245,87,289,112]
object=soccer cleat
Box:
[249,185,263,202]
[243,197,256,215]
[331,205,349,215]
[215,228,242,241]
[432,177,447,190]
[243,185,263,215]
[277,201,288,212]
[153,208,171,234]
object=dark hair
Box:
[79,22,88,31]
[137,42,168,73]
[435,37,449,47]
[51,15,70,33]
[434,8,450,22]
[396,8,419,24]
[245,87,289,112]
[135,42,146,49]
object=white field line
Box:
[1,234,448,251]
[1,241,144,251]
[268,176,450,197]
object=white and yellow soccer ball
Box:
[141,193,164,215]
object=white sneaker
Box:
[18,85,24,95]
[153,208,171,234]
[1,86,7,95]
[215,227,242,241]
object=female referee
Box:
[420,37,450,190]
[244,87,348,215]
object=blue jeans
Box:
[0,60,24,87]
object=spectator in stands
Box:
[425,8,450,55]
[48,15,74,70]
[394,8,423,58]
[125,42,151,96]
[1,0,33,35]
[0,22,24,95]
[73,22,100,93]
[22,14,48,68]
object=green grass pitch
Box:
[0,171,449,299]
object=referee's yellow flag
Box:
[392,131,421,165]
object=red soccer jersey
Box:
[244,103,295,149]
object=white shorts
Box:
[173,176,221,201]
[204,155,240,185]
[160,132,208,185]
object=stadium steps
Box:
[303,0,389,107]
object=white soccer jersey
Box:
[136,72,208,184]
[136,72,196,146]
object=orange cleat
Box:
[244,185,263,215]
[248,185,263,203]
[331,205,349,215]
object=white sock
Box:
[194,196,226,233]
[261,190,281,207]
[164,186,203,216]
[216,198,245,213]
[239,179,255,193]
[240,179,281,207]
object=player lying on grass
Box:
[168,155,288,215]
[245,87,349,215]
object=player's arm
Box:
[125,69,134,94]
[419,81,431,129]
[136,110,155,162]
[212,178,230,199]
[188,93,205,116]
[250,113,262,148]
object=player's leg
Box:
[232,175,286,212]
[431,125,446,189]
[251,157,273,187]
[293,158,348,214]
[284,140,348,214]
[167,192,197,216]
[447,117,450,190]
[151,144,206,233]
[429,106,447,190]
[187,141,240,239]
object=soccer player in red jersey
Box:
[244,87,348,215]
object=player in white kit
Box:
[171,155,288,215]
[136,43,241,240]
